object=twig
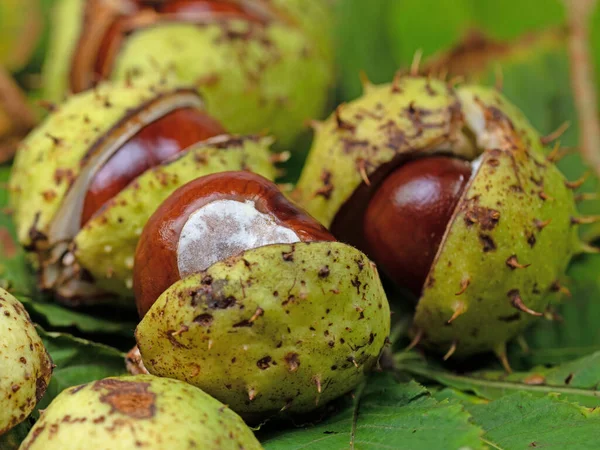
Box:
[564,0,600,177]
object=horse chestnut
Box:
[42,0,334,147]
[91,1,266,90]
[295,75,584,364]
[19,375,263,450]
[0,289,53,435]
[134,172,390,419]
[134,170,335,316]
[81,107,224,226]
[9,78,277,304]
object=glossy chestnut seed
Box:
[134,171,335,317]
[363,156,472,297]
[157,0,261,16]
[81,107,225,226]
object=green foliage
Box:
[0,165,35,295]
[36,328,127,410]
[261,374,484,450]
[396,350,600,408]
[467,393,600,450]
[334,0,397,101]
[19,296,136,337]
[521,254,600,365]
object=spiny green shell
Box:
[9,76,187,249]
[136,242,390,419]
[75,135,277,297]
[417,86,579,356]
[265,0,334,60]
[0,289,52,434]
[9,74,276,301]
[19,375,263,450]
[42,0,334,148]
[295,75,580,357]
[295,77,478,227]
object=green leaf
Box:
[334,0,398,101]
[516,254,600,366]
[0,165,36,296]
[0,419,33,450]
[386,0,473,68]
[470,0,565,40]
[396,350,600,408]
[261,373,483,450]
[36,327,127,410]
[19,296,136,337]
[1,166,137,341]
[466,392,600,450]
[432,388,488,406]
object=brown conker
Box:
[134,170,335,317]
[363,156,472,296]
[81,107,225,226]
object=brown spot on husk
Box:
[478,234,496,252]
[464,205,500,230]
[284,353,300,372]
[95,379,156,419]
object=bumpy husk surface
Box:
[9,76,276,302]
[136,242,390,419]
[295,75,580,357]
[42,0,334,147]
[0,289,52,435]
[19,375,263,450]
[10,76,189,250]
[74,135,276,297]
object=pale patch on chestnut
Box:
[177,199,300,277]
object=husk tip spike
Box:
[405,329,423,351]
[578,240,600,254]
[509,291,543,316]
[410,49,424,76]
[447,302,467,324]
[442,341,457,361]
[359,70,372,91]
[493,343,512,373]
[565,171,590,190]
[541,121,571,145]
[571,215,600,225]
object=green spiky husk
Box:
[42,0,334,148]
[74,135,277,298]
[9,77,277,304]
[0,289,53,435]
[19,375,263,450]
[136,241,390,419]
[9,76,184,249]
[295,75,580,358]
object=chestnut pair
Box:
[133,156,471,317]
